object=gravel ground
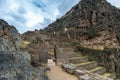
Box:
[46,59,78,80]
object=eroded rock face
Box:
[80,31,120,50]
[0,19,22,51]
[0,51,31,80]
[31,67,48,80]
[0,19,48,80]
[0,51,48,80]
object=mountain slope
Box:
[45,0,120,32]
[44,0,120,49]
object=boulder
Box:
[74,69,86,77]
[62,63,76,74]
[0,51,32,80]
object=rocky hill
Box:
[0,19,22,51]
[44,0,120,49]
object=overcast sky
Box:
[0,0,120,33]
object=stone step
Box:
[48,50,54,59]
[62,48,74,52]
[69,56,88,64]
[75,61,97,70]
[57,43,71,48]
[115,78,120,80]
[90,67,106,75]
[62,63,76,74]
[67,52,82,58]
[48,51,54,55]
[102,72,116,80]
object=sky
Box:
[0,0,120,33]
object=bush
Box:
[86,28,99,39]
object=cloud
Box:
[0,0,120,33]
[24,12,44,28]
[107,0,120,8]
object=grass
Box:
[68,56,87,60]
[90,67,104,72]
[75,61,95,66]
[102,72,111,77]
[19,41,30,48]
[48,50,54,55]
[116,78,120,80]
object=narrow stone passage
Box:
[46,59,78,80]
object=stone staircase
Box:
[57,43,116,80]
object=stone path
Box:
[46,59,78,80]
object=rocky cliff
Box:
[44,0,120,49]
[0,19,22,51]
[0,19,48,80]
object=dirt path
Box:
[46,59,78,80]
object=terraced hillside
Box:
[44,0,120,49]
[56,43,116,80]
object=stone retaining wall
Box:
[77,46,120,76]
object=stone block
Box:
[74,69,86,78]
[62,63,76,74]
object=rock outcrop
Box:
[80,31,120,50]
[0,19,48,80]
[0,19,22,51]
[0,51,48,80]
[0,51,31,80]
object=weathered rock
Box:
[0,45,4,51]
[74,69,112,80]
[79,74,112,80]
[77,46,120,76]
[0,19,48,80]
[80,31,120,50]
[0,19,22,51]
[31,67,49,80]
[74,69,86,77]
[62,63,76,74]
[0,51,31,80]
[62,64,112,80]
